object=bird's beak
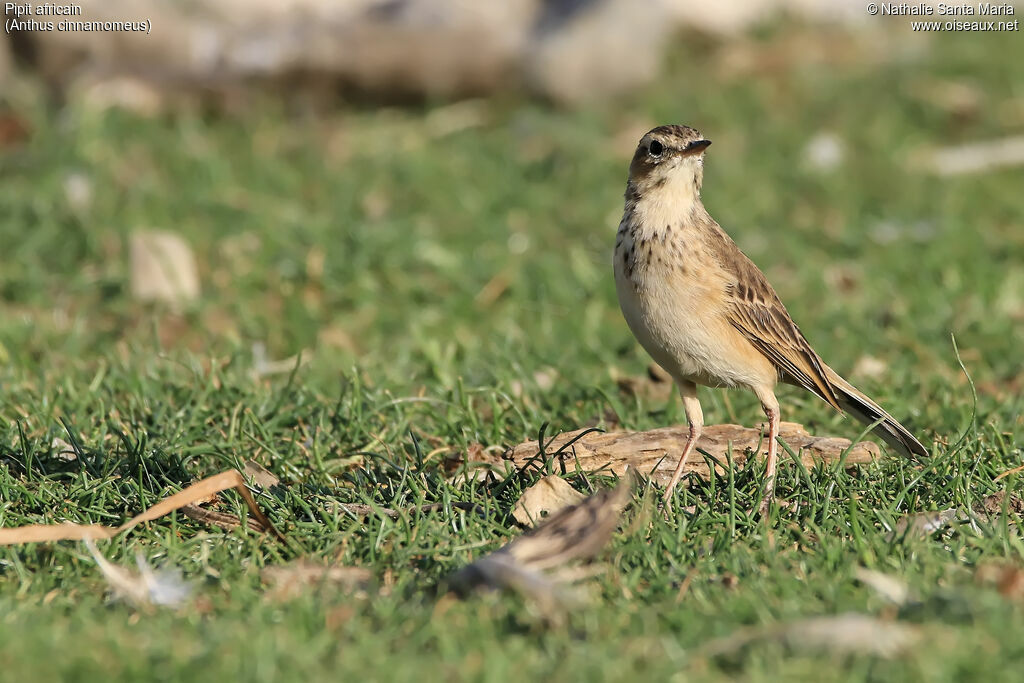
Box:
[681,139,711,155]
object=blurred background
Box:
[1,0,1022,437]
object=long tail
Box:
[822,366,928,459]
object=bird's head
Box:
[628,125,711,198]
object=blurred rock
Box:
[23,0,534,101]
[76,76,166,116]
[130,230,201,306]
[10,0,870,108]
[665,0,866,34]
[524,0,672,105]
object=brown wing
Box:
[711,228,842,410]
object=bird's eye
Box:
[648,140,664,157]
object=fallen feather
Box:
[445,474,633,614]
[85,539,191,608]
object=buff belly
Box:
[614,258,776,390]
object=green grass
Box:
[2,24,1023,681]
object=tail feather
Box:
[823,367,928,459]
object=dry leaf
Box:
[506,422,878,487]
[533,368,558,392]
[909,78,983,119]
[512,476,586,527]
[262,559,372,602]
[243,460,280,490]
[996,567,1024,600]
[0,110,31,148]
[444,443,510,484]
[180,504,268,533]
[995,464,1024,482]
[973,491,1024,516]
[251,342,310,377]
[330,501,485,520]
[318,325,358,353]
[130,230,200,306]
[703,613,919,659]
[51,437,78,462]
[885,509,959,541]
[976,564,1024,601]
[0,469,284,545]
[854,567,910,606]
[509,367,559,399]
[85,539,191,608]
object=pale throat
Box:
[627,164,703,242]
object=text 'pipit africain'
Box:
[614,125,928,513]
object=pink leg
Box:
[663,381,703,505]
[755,387,780,516]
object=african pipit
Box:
[614,125,928,512]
